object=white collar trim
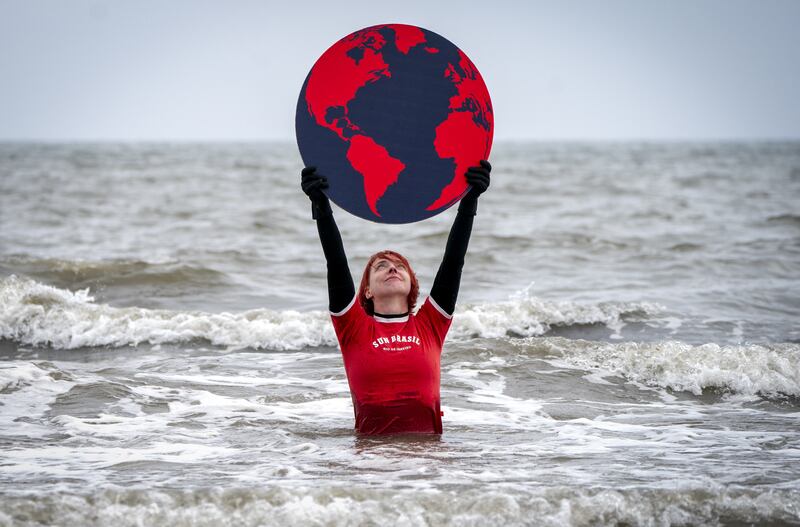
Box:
[373,314,409,323]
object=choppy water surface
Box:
[1,142,799,526]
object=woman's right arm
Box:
[301,167,355,313]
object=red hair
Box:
[358,250,419,316]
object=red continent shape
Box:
[305,25,424,214]
[347,135,407,217]
[304,28,390,140]
[427,50,494,211]
[392,25,426,54]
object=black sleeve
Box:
[312,200,356,313]
[429,196,479,315]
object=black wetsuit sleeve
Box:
[429,196,479,316]
[313,202,356,313]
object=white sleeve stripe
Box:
[330,294,357,317]
[428,296,453,319]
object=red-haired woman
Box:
[301,161,491,435]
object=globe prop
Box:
[296,24,493,224]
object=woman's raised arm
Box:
[429,160,491,316]
[301,167,355,313]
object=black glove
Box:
[465,160,491,197]
[459,160,491,215]
[301,166,328,201]
[301,166,333,220]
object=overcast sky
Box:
[1,0,799,141]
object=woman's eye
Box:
[374,261,405,272]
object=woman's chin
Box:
[375,286,410,299]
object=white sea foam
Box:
[0,361,65,394]
[529,337,800,397]
[0,276,659,351]
[0,275,338,350]
[449,286,660,339]
[0,484,796,527]
[0,361,75,436]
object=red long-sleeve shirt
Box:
[331,295,453,434]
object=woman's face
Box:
[366,257,412,302]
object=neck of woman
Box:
[371,296,409,316]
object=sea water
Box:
[1,142,799,526]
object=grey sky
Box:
[1,0,798,141]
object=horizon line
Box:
[2,137,800,145]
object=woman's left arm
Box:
[429,160,491,316]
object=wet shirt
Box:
[331,295,453,434]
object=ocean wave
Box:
[521,337,800,398]
[766,213,800,226]
[0,276,336,350]
[0,485,796,527]
[450,286,661,340]
[0,257,229,289]
[0,361,72,394]
[0,277,660,351]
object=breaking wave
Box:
[518,337,800,398]
[0,485,797,527]
[1,276,658,350]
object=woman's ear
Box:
[365,289,372,299]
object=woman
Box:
[301,161,491,435]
